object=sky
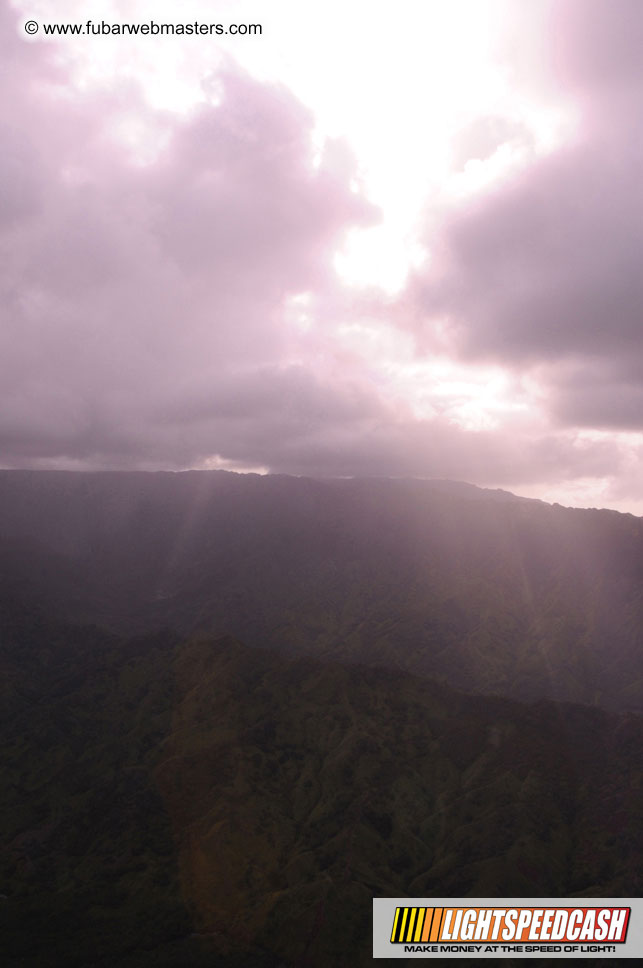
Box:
[3,0,643,514]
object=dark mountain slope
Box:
[0,608,274,967]
[1,608,641,966]
[0,469,642,709]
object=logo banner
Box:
[373,898,643,958]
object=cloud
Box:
[0,1,380,469]
[449,116,533,170]
[550,0,643,100]
[407,136,643,366]
[403,0,643,435]
[549,361,643,431]
[1,0,640,503]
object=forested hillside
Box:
[0,469,641,709]
[1,599,641,967]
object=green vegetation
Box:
[1,596,640,966]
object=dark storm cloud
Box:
[549,361,643,431]
[229,415,623,487]
[405,0,643,431]
[408,137,643,364]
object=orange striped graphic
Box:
[420,907,433,942]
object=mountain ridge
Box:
[0,468,642,710]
